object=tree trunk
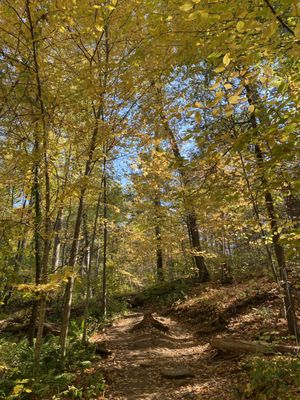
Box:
[28,138,42,344]
[82,209,91,344]
[101,147,108,318]
[60,192,84,361]
[90,177,104,295]
[156,87,209,281]
[245,84,298,338]
[51,209,63,272]
[61,13,111,360]
[186,211,210,281]
[236,146,278,282]
[154,196,164,282]
[26,0,53,371]
[155,225,164,281]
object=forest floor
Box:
[89,277,294,400]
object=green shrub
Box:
[0,334,104,399]
[239,356,300,400]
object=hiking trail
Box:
[92,311,238,400]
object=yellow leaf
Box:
[260,76,267,84]
[199,10,209,19]
[228,95,240,104]
[214,65,225,73]
[223,53,231,67]
[226,108,234,117]
[236,21,245,32]
[180,2,193,12]
[194,101,202,107]
[209,81,220,91]
[248,104,255,113]
[224,83,232,89]
[95,24,104,32]
[195,111,202,123]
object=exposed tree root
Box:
[130,312,169,333]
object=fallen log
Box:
[211,337,299,355]
[0,319,60,336]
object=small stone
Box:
[160,367,195,379]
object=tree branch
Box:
[263,0,295,36]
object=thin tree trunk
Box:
[155,224,164,281]
[82,174,104,343]
[61,200,72,268]
[235,144,278,282]
[25,0,53,372]
[2,197,28,309]
[101,147,108,318]
[156,87,209,281]
[60,11,112,359]
[28,138,42,344]
[90,177,104,293]
[60,191,84,361]
[51,209,63,272]
[245,84,298,338]
[82,208,91,344]
[60,105,103,361]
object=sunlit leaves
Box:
[223,53,231,67]
[248,104,255,113]
[180,2,194,12]
[194,111,201,123]
[236,21,245,32]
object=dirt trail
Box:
[94,312,239,400]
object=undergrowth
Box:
[0,323,105,400]
[238,355,300,400]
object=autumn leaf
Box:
[236,21,245,32]
[180,2,193,12]
[194,111,202,123]
[223,53,231,67]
